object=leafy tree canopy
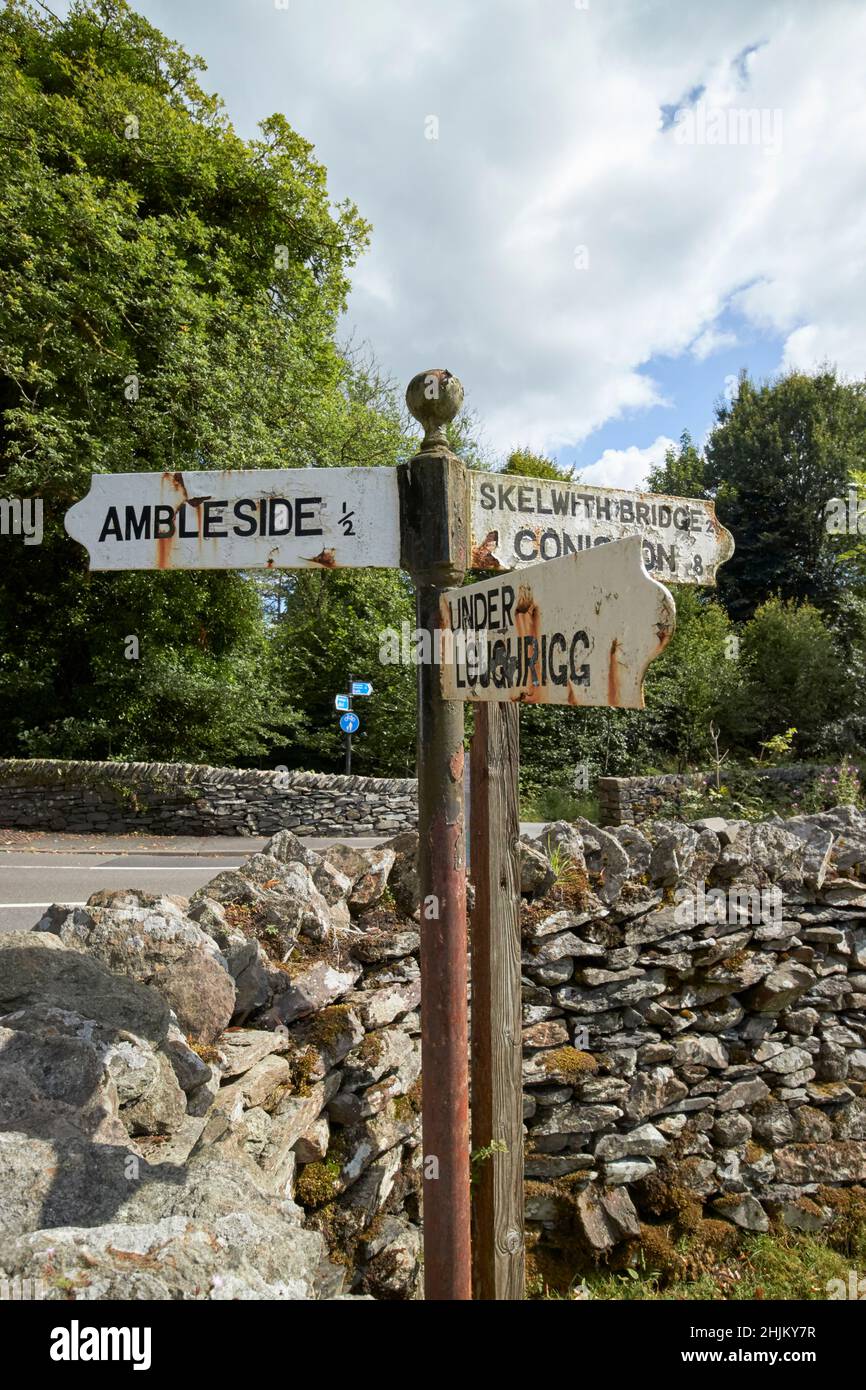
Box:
[0,0,376,762]
[705,368,866,621]
[647,430,708,499]
[502,447,574,482]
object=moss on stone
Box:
[542,1047,598,1078]
[357,1030,385,1066]
[295,1159,342,1208]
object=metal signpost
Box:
[64,368,734,1304]
[336,678,370,773]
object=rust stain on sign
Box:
[449,746,464,782]
[471,530,500,569]
[306,548,337,568]
[607,638,621,707]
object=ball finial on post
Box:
[406,369,464,453]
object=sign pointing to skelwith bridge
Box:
[470,472,733,585]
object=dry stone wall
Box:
[519,808,866,1279]
[599,766,834,827]
[0,829,424,1300]
[1,806,865,1299]
[0,759,417,837]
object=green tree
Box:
[0,0,371,761]
[704,369,866,621]
[719,596,849,754]
[642,587,736,769]
[502,447,574,482]
[647,430,708,499]
[270,569,416,776]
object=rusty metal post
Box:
[399,369,471,1301]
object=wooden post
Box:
[399,369,472,1301]
[470,702,525,1300]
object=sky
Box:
[53,0,866,487]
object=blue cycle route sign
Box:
[351,681,373,696]
[340,712,360,734]
[335,694,351,711]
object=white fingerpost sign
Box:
[440,535,675,708]
[64,467,401,571]
[470,472,734,585]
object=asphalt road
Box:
[0,826,548,931]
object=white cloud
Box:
[691,328,738,361]
[580,436,678,491]
[66,0,866,450]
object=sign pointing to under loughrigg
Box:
[440,535,675,708]
[64,468,401,571]
[470,471,733,585]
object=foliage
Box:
[705,369,866,621]
[757,727,798,762]
[502,448,574,482]
[269,567,416,776]
[520,785,599,823]
[547,1219,866,1301]
[647,430,708,499]
[641,588,737,770]
[793,757,863,815]
[0,0,370,761]
[655,772,776,825]
[717,597,849,755]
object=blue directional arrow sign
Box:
[340,712,360,734]
[351,681,373,697]
[335,694,351,711]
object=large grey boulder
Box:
[0,1208,340,1301]
[384,831,420,918]
[192,854,335,952]
[0,933,171,1045]
[321,844,397,912]
[34,899,235,1045]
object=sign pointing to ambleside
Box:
[440,535,675,709]
[64,468,401,571]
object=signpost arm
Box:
[470,703,525,1300]
[399,370,471,1301]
